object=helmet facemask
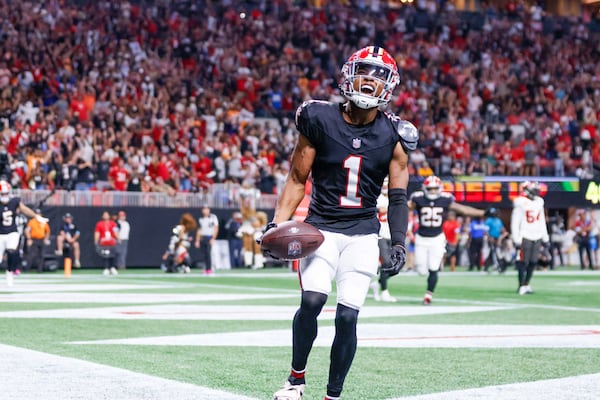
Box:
[522,181,540,199]
[0,180,11,203]
[340,47,400,110]
[423,176,442,200]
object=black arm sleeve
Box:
[388,188,408,247]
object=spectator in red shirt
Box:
[108,158,130,191]
[69,92,88,122]
[442,211,462,272]
[147,153,171,184]
[94,211,119,276]
[192,152,213,176]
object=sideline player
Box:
[511,181,549,294]
[409,175,484,304]
[264,46,418,400]
[0,180,48,286]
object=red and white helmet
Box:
[423,175,442,199]
[520,181,540,199]
[0,180,11,203]
[340,46,400,110]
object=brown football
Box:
[260,221,324,260]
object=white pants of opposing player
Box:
[414,233,446,276]
[298,230,378,310]
[0,232,20,255]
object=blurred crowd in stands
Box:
[1,0,599,196]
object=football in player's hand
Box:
[260,221,324,260]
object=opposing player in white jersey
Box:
[511,181,549,295]
[409,176,484,304]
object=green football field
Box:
[1,266,599,400]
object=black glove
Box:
[385,244,406,277]
[484,207,496,218]
[256,222,278,245]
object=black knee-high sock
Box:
[327,304,359,398]
[525,263,535,285]
[6,250,18,272]
[517,261,526,286]
[290,291,327,382]
[379,271,389,291]
[427,271,438,292]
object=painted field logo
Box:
[288,240,302,257]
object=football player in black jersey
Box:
[409,176,485,305]
[263,46,418,400]
[0,180,48,286]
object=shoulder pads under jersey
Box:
[397,120,418,152]
[410,190,425,199]
[384,113,419,152]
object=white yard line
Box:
[0,292,297,303]
[71,323,600,348]
[0,343,260,400]
[390,373,600,400]
[0,305,510,320]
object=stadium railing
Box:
[16,183,279,209]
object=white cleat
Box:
[273,381,305,400]
[518,285,528,295]
[380,290,397,303]
[6,270,14,287]
[525,285,534,294]
[110,267,118,275]
[103,268,110,276]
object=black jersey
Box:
[296,100,418,235]
[0,197,20,234]
[60,222,80,239]
[410,191,454,237]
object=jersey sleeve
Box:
[511,198,523,245]
[294,101,322,145]
[441,192,455,204]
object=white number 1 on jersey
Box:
[340,155,363,208]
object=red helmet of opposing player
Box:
[340,46,400,110]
